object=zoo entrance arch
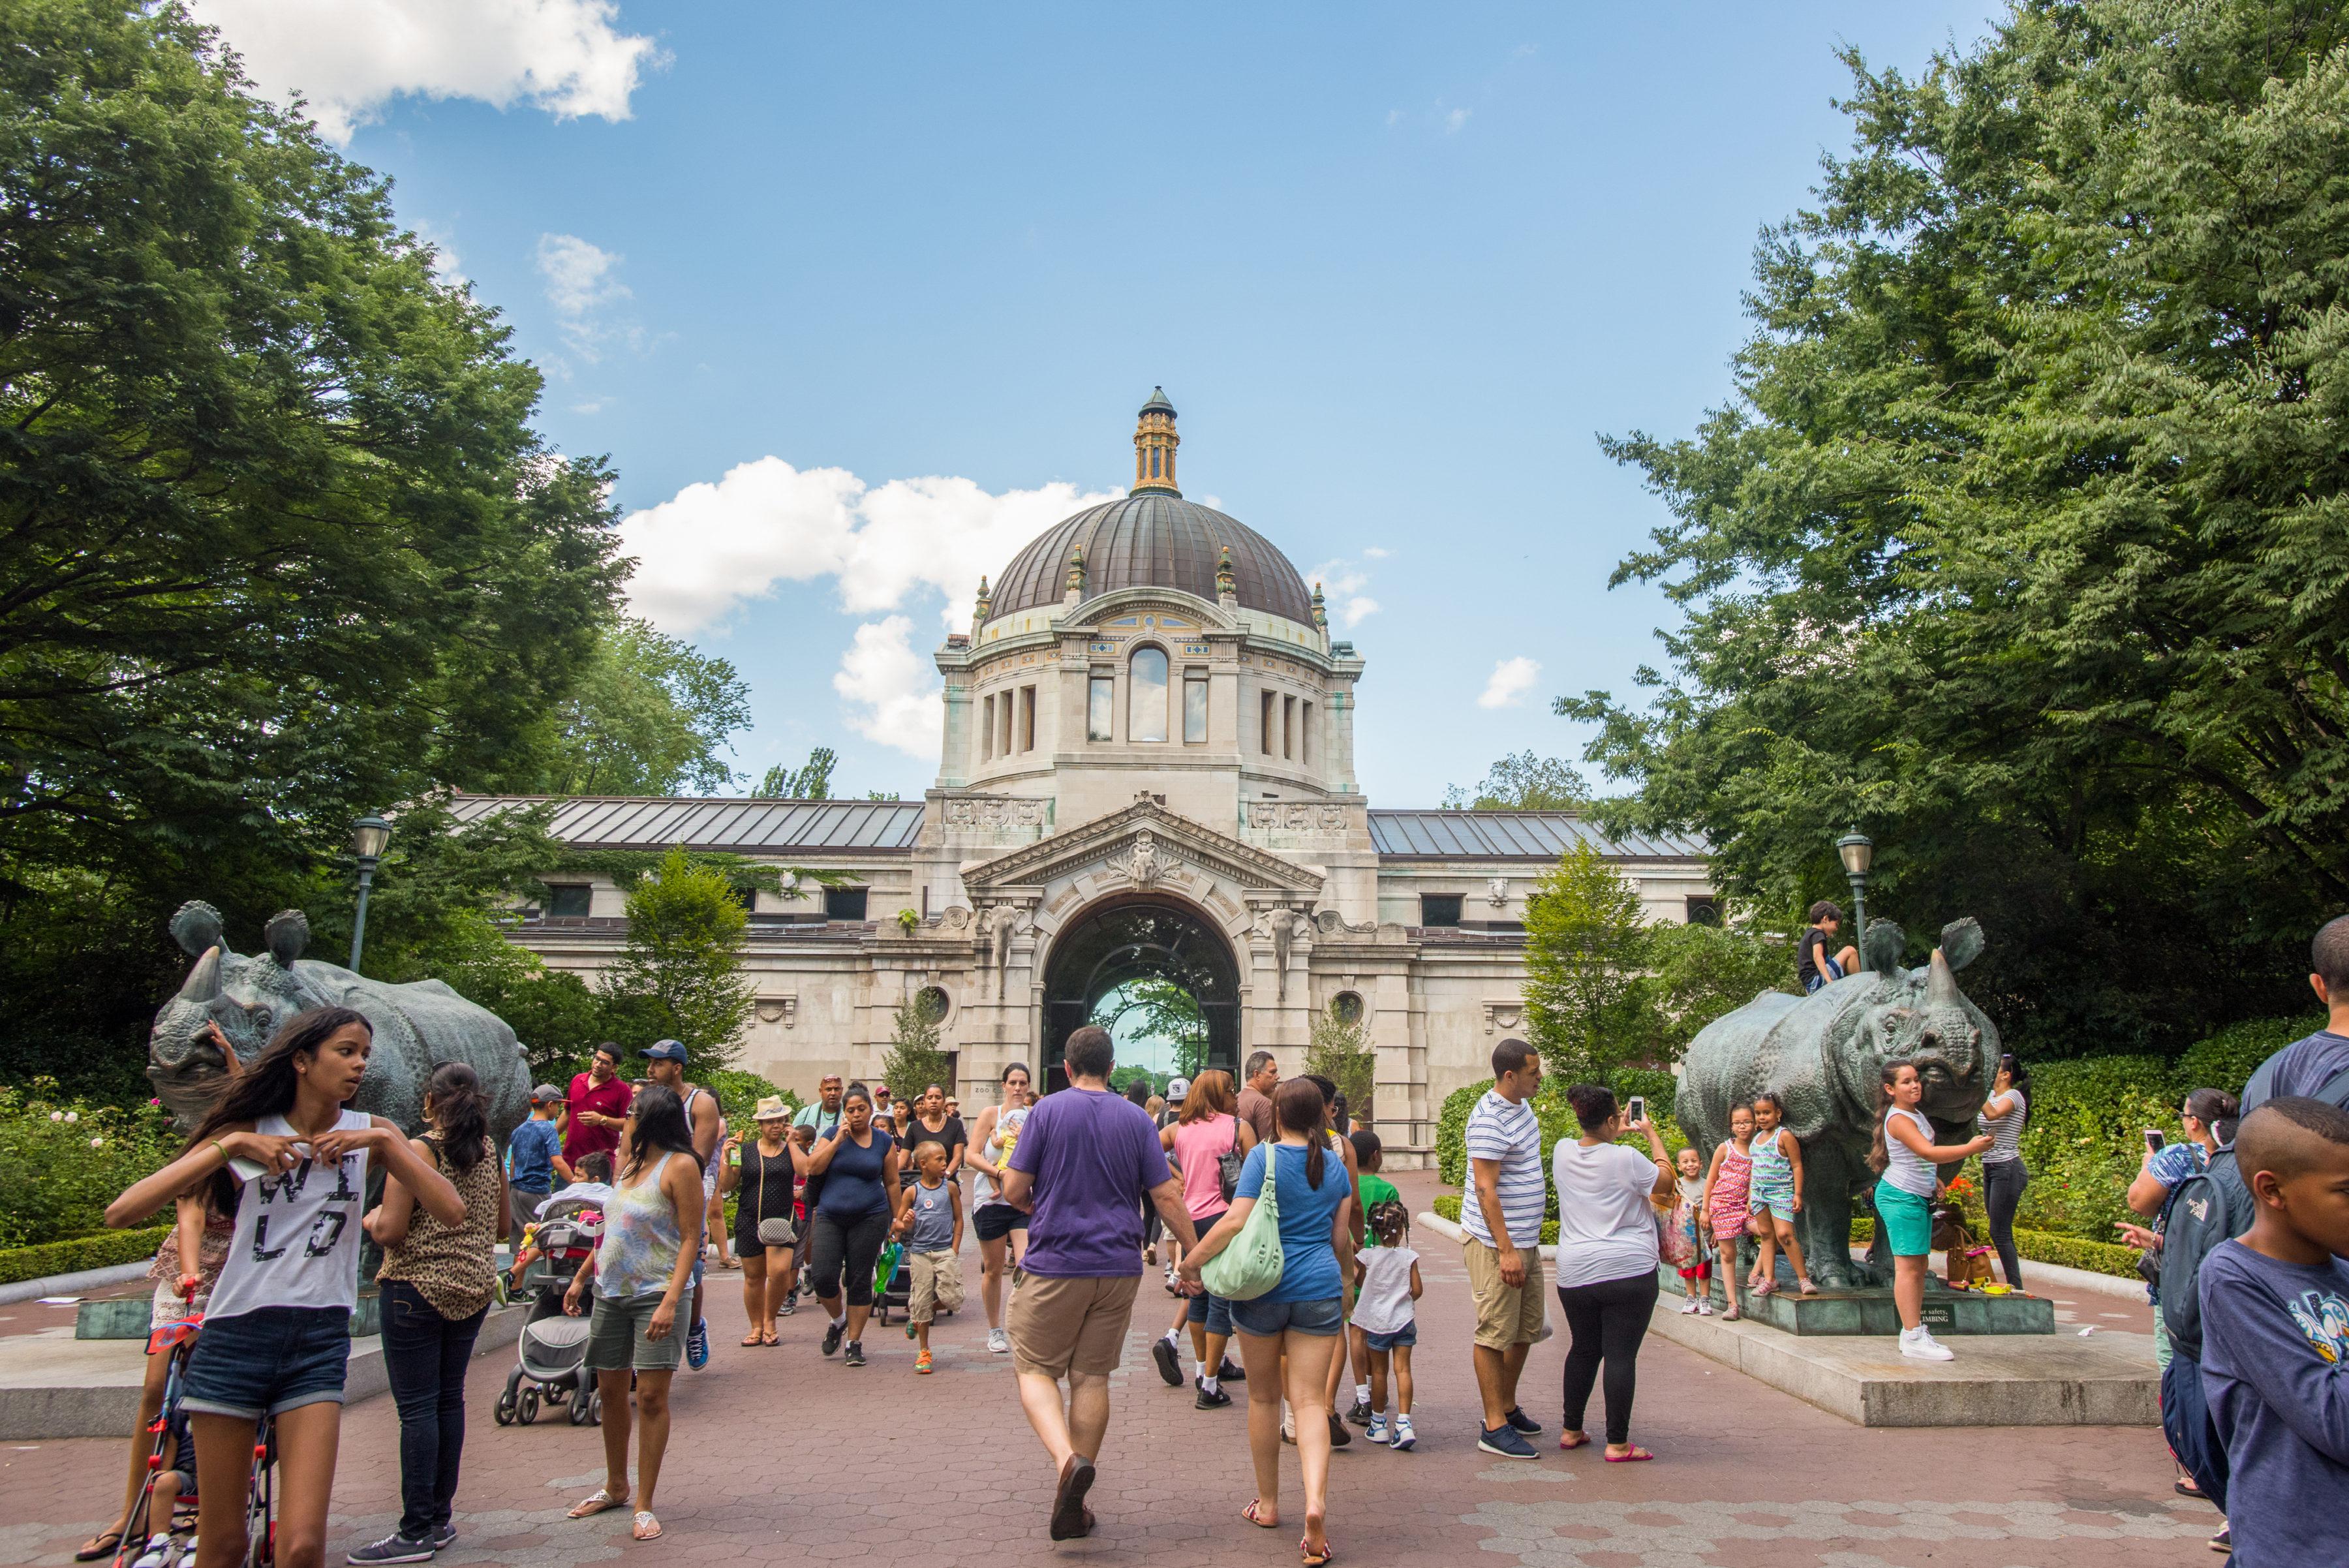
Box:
[1039,895,1240,1092]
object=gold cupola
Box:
[1131,386,1180,495]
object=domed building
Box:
[463,392,1711,1163]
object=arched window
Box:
[1129,646,1169,742]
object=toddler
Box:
[1746,1092,1816,1295]
[1701,1105,1758,1320]
[1672,1146,1714,1314]
[893,1139,965,1372]
[1351,1200,1422,1451]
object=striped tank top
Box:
[1978,1090,2026,1165]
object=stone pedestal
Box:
[1661,1267,2055,1336]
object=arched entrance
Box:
[1040,897,1240,1092]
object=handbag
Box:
[1657,1201,1695,1267]
[1216,1115,1246,1204]
[1201,1146,1285,1301]
[751,1146,796,1248]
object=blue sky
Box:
[198,1,2003,804]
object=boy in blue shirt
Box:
[507,1084,568,1230]
[2198,1097,2349,1566]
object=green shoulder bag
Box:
[1201,1147,1285,1301]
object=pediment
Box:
[962,793,1323,900]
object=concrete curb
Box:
[0,1263,153,1308]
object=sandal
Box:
[568,1486,632,1518]
[1604,1445,1655,1463]
[632,1511,662,1541]
[740,1330,765,1347]
[1558,1433,1591,1451]
[1243,1500,1278,1530]
[761,1330,780,1346]
[1301,1536,1334,1566]
[74,1530,125,1562]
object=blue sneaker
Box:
[1477,1423,1539,1460]
[1503,1405,1543,1435]
[1390,1414,1417,1451]
[685,1318,710,1370]
[1365,1414,1390,1445]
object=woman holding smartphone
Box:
[1976,1056,2031,1289]
[104,1008,465,1568]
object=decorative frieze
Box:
[944,796,1049,829]
[1246,801,1347,831]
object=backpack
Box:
[2154,1146,2256,1363]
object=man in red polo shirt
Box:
[563,1042,632,1169]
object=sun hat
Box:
[753,1095,791,1122]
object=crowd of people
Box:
[73,916,2349,1567]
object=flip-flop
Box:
[632,1511,662,1541]
[1243,1501,1279,1530]
[568,1487,631,1518]
[739,1331,764,1347]
[1301,1537,1335,1566]
[1604,1445,1656,1463]
[74,1530,125,1561]
[1558,1433,1591,1451]
[761,1331,780,1346]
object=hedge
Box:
[1435,1071,1689,1194]
[1429,1193,1560,1245]
[0,1225,172,1287]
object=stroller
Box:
[496,1197,605,1427]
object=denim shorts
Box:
[1185,1287,1233,1334]
[179,1305,352,1421]
[1229,1293,1344,1339]
[1362,1321,1417,1352]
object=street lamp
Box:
[348,814,392,971]
[1835,829,1874,951]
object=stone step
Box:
[1659,1265,2056,1335]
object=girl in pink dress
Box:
[1699,1105,1759,1321]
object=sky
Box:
[191,0,2006,805]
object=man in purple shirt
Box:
[1004,1026,1199,1541]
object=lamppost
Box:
[1835,829,1875,950]
[348,814,392,972]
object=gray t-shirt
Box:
[905,1176,956,1252]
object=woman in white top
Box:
[1868,1060,1995,1360]
[1976,1055,2031,1289]
[1549,1084,1677,1461]
[106,1007,463,1568]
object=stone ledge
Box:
[1648,1299,2159,1427]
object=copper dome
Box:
[983,492,1315,627]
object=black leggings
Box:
[808,1208,891,1307]
[1982,1158,2029,1290]
[1556,1270,1660,1446]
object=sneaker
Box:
[1365,1415,1390,1445]
[1345,1396,1372,1426]
[822,1320,845,1357]
[1503,1406,1543,1436]
[1282,1411,1296,1444]
[844,1339,867,1367]
[1478,1423,1540,1460]
[685,1318,710,1370]
[1327,1412,1353,1448]
[1194,1379,1232,1409]
[1697,1299,1714,1317]
[987,1327,1010,1355]
[1219,1356,1247,1383]
[1390,1414,1417,1452]
[1681,1297,1701,1315]
[1152,1335,1184,1387]
[131,1535,175,1568]
[915,1350,933,1374]
[1898,1327,1956,1361]
[2209,1524,2230,1554]
[779,1296,797,1316]
[493,1274,511,1307]
[346,1533,435,1565]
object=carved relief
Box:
[1481,999,1524,1036]
[1245,802,1348,831]
[944,796,1049,828]
[1115,831,1167,890]
[755,994,797,1028]
[1486,877,1509,908]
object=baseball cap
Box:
[1166,1076,1191,1102]
[643,1039,688,1063]
[530,1083,563,1105]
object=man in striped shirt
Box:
[1463,1038,1548,1458]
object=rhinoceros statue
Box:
[1674,917,1999,1286]
[148,900,533,1144]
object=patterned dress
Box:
[1747,1130,1798,1220]
[1707,1142,1754,1242]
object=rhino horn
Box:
[1927,947,1959,1007]
[178,944,224,1004]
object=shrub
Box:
[0,1225,174,1287]
[0,1080,183,1249]
[703,1068,796,1129]
[1436,1075,1686,1223]
[2177,1016,2320,1099]
[2014,1228,2140,1279]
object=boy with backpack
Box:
[2196,1098,2349,1567]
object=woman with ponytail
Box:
[105,1008,464,1568]
[354,1063,506,1563]
[1870,1060,1995,1362]
[1181,1077,1354,1566]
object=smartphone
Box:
[2143,1128,2166,1154]
[1625,1096,1646,1125]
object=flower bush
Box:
[0,1079,182,1248]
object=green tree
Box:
[1522,842,1651,1081]
[597,848,753,1068]
[758,747,838,799]
[1304,1002,1376,1121]
[523,619,750,797]
[1094,977,1208,1079]
[879,991,952,1103]
[1633,919,1798,1064]
[1564,0,2349,1053]
[1443,752,1589,810]
[409,908,615,1084]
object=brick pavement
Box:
[7,1169,2218,1567]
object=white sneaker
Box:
[131,1534,174,1568]
[987,1327,1010,1355]
[1697,1298,1714,1316]
[1389,1413,1417,1451]
[1899,1327,1956,1361]
[1681,1297,1701,1314]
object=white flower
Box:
[90,1137,104,1148]
[48,1111,61,1122]
[64,1111,78,1124]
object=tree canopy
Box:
[520,619,750,797]
[1443,752,1590,810]
[1565,0,2349,1054]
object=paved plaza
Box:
[7,1173,2216,1568]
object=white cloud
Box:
[189,0,662,143]
[1362,546,1390,560]
[412,220,467,288]
[1445,107,1473,134]
[1477,656,1541,709]
[536,233,632,358]
[1342,596,1380,627]
[1307,558,1382,629]
[833,617,944,758]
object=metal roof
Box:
[447,795,925,854]
[1366,810,1706,861]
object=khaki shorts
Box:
[1464,1236,1546,1350]
[1007,1272,1139,1379]
[907,1249,966,1324]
